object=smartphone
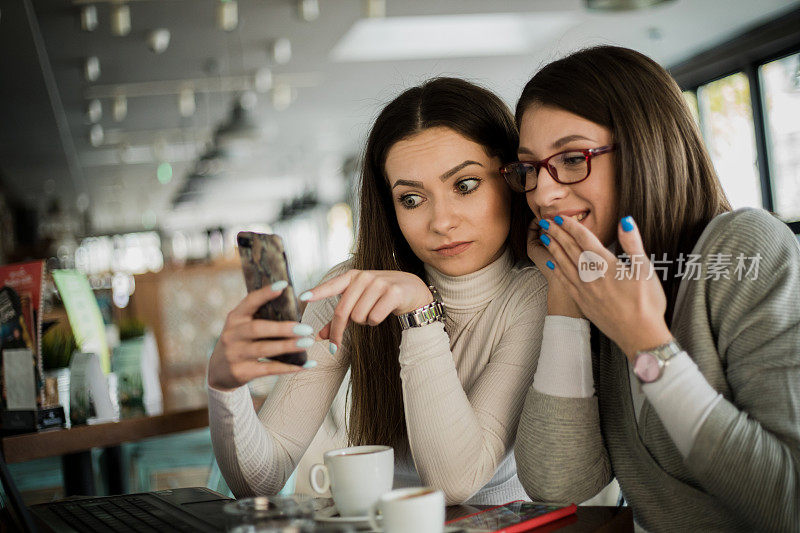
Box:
[445,501,577,533]
[236,231,307,366]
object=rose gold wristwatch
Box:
[632,339,682,383]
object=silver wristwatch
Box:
[398,285,446,330]
[632,339,682,383]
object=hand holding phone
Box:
[206,232,314,392]
[237,232,307,367]
[207,285,312,391]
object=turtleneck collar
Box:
[424,247,513,311]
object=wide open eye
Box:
[399,194,423,209]
[455,177,481,194]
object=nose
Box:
[528,166,568,214]
[429,197,460,235]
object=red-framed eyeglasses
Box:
[500,144,617,193]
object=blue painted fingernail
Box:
[554,216,564,226]
[302,360,318,369]
[293,324,314,336]
[540,234,551,246]
[329,343,338,355]
[296,337,314,348]
[621,216,634,232]
[271,280,288,291]
[538,219,550,230]
[546,260,555,270]
[299,291,312,301]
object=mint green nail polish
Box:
[270,280,288,291]
[299,291,312,301]
[293,324,314,336]
[296,337,314,349]
[329,343,338,355]
[302,360,317,369]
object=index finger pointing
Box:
[299,270,358,302]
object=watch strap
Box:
[397,285,446,330]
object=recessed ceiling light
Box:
[331,12,579,62]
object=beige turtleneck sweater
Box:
[208,248,547,505]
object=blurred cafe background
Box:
[0,0,798,508]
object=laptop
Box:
[0,449,233,532]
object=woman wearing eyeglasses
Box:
[507,46,800,532]
[208,78,547,505]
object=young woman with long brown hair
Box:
[509,46,800,531]
[207,77,546,505]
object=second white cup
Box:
[369,487,445,533]
[309,445,394,517]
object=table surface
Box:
[1,407,209,463]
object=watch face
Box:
[633,353,660,383]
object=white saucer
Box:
[315,511,380,525]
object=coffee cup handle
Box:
[309,463,330,494]
[368,501,382,532]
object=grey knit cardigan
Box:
[515,208,800,532]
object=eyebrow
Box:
[518,135,595,158]
[390,160,484,190]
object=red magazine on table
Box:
[445,501,578,532]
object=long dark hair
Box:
[516,46,731,323]
[348,77,526,454]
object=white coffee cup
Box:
[309,445,394,517]
[368,487,445,533]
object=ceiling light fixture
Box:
[585,0,674,10]
[80,5,98,32]
[178,87,196,117]
[254,67,273,92]
[89,124,105,147]
[363,0,386,18]
[87,99,102,123]
[85,56,101,81]
[217,0,238,31]
[157,162,173,185]
[147,28,171,54]
[112,93,127,122]
[271,84,294,111]
[110,4,131,36]
[297,0,319,22]
[270,38,292,65]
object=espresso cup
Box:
[368,487,445,533]
[309,445,394,517]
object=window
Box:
[759,52,800,222]
[670,9,800,232]
[696,73,762,210]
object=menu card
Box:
[52,270,111,373]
